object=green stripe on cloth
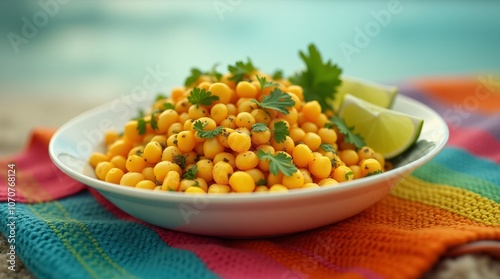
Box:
[1,192,220,279]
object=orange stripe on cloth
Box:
[225,195,500,279]
[410,76,500,114]
[29,128,57,148]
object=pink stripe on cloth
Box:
[90,189,292,279]
[447,124,500,164]
[0,129,86,203]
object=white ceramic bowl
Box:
[49,94,448,237]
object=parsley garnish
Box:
[251,88,295,115]
[256,75,278,91]
[251,123,269,132]
[228,58,256,83]
[331,116,366,149]
[173,155,186,169]
[193,120,225,139]
[136,118,147,135]
[271,69,283,80]
[345,171,354,181]
[290,44,342,112]
[366,170,382,176]
[323,122,334,129]
[319,143,336,153]
[256,179,267,186]
[149,110,161,131]
[155,94,166,101]
[163,102,175,110]
[257,149,297,176]
[184,64,223,86]
[135,109,160,135]
[185,68,203,86]
[183,165,198,179]
[187,87,219,107]
[272,121,289,143]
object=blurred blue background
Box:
[1,0,500,102]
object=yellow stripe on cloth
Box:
[17,171,135,279]
[392,175,500,226]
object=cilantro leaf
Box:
[184,68,203,86]
[257,149,297,176]
[193,120,225,139]
[173,154,186,169]
[256,179,267,186]
[256,75,278,91]
[155,94,167,101]
[228,58,256,83]
[345,171,354,181]
[136,119,147,135]
[272,121,290,143]
[184,65,223,86]
[135,109,147,135]
[149,110,162,131]
[289,44,342,112]
[207,63,223,82]
[163,102,175,110]
[251,88,295,115]
[366,170,382,176]
[331,116,366,149]
[251,122,269,132]
[271,69,284,80]
[319,143,336,153]
[183,165,198,179]
[323,122,334,129]
[187,87,219,107]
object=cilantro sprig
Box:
[228,58,256,83]
[251,121,289,143]
[272,121,289,143]
[187,88,219,107]
[290,44,342,112]
[257,149,297,176]
[256,179,267,186]
[271,69,283,80]
[256,75,278,91]
[163,102,175,110]
[331,116,366,149]
[251,123,268,132]
[184,64,223,86]
[251,88,295,115]
[173,155,187,169]
[136,109,162,135]
[183,165,198,179]
[193,120,225,139]
[319,143,336,153]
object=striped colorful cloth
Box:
[1,77,500,279]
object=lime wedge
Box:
[333,76,398,111]
[338,94,424,159]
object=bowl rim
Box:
[49,94,449,205]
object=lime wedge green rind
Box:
[338,94,424,159]
[333,76,398,111]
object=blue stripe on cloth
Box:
[0,192,220,279]
[429,148,500,186]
